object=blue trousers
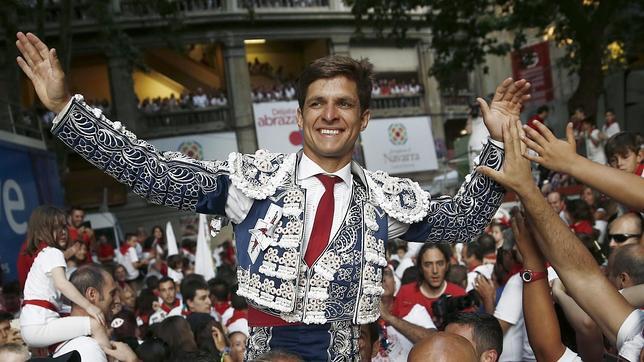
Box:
[245,321,360,361]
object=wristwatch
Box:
[520,269,547,283]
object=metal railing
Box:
[0,101,45,141]
[371,94,423,109]
[141,106,232,137]
[118,0,224,17]
[238,0,329,8]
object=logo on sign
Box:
[388,123,408,145]
[178,140,204,160]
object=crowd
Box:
[138,88,228,114]
[9,31,644,362]
[371,78,423,98]
[0,128,641,362]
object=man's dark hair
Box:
[445,264,468,288]
[476,234,497,256]
[446,312,503,357]
[574,105,585,114]
[69,264,107,302]
[606,108,615,114]
[158,276,175,287]
[297,55,374,113]
[180,274,208,303]
[0,311,13,323]
[565,199,594,224]
[167,255,183,269]
[146,275,160,290]
[464,241,484,261]
[415,243,452,286]
[605,132,643,161]
[208,277,229,301]
[536,105,549,114]
[610,244,644,285]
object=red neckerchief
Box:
[214,301,231,316]
[119,244,131,256]
[181,305,191,316]
[226,309,248,327]
[571,220,593,235]
[138,313,150,325]
[161,299,180,314]
[118,281,127,289]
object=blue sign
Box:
[0,140,63,282]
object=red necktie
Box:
[304,174,341,267]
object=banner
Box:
[253,101,302,153]
[511,41,554,105]
[149,132,238,161]
[361,116,438,174]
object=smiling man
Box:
[16,31,531,360]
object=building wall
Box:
[132,69,186,101]
[68,55,111,103]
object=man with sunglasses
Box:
[608,212,643,250]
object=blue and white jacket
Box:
[53,95,505,325]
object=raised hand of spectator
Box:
[521,121,578,174]
[473,274,495,314]
[477,119,537,195]
[212,325,228,352]
[476,78,531,142]
[15,32,71,113]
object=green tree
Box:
[348,0,644,117]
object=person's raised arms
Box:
[477,119,635,345]
[477,78,531,142]
[521,121,644,210]
[16,32,71,113]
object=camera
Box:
[431,290,481,328]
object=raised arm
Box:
[395,78,531,243]
[16,32,230,214]
[512,212,567,362]
[478,119,635,344]
[523,121,644,210]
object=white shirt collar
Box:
[297,153,352,185]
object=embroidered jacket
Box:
[52,95,505,325]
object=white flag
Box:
[166,221,179,257]
[195,214,215,280]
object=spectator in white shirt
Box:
[192,88,209,108]
[602,109,621,138]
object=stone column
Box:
[329,35,351,56]
[417,40,447,160]
[225,0,238,13]
[223,37,257,154]
[106,53,140,130]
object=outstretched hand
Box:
[521,121,579,174]
[477,119,537,196]
[477,78,531,142]
[16,32,71,114]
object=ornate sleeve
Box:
[52,95,230,214]
[398,139,505,243]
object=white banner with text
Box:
[253,101,303,154]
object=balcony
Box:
[139,106,232,138]
[0,100,45,142]
[441,92,473,115]
[370,94,426,118]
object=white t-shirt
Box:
[585,129,606,164]
[602,122,620,138]
[466,263,494,292]
[53,336,107,362]
[557,347,582,362]
[495,268,559,362]
[21,247,66,326]
[394,257,414,280]
[117,247,140,281]
[495,273,535,362]
[375,304,436,362]
[616,309,643,362]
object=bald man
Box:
[408,332,478,362]
[608,212,642,250]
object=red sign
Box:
[511,42,554,105]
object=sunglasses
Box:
[609,233,641,243]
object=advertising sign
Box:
[149,132,238,161]
[511,41,554,105]
[0,138,64,281]
[253,101,302,154]
[361,116,438,174]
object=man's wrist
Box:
[53,95,72,114]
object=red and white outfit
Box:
[20,247,91,348]
[374,304,436,361]
[392,282,467,319]
[116,244,140,281]
[225,309,249,338]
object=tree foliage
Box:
[348,0,644,114]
